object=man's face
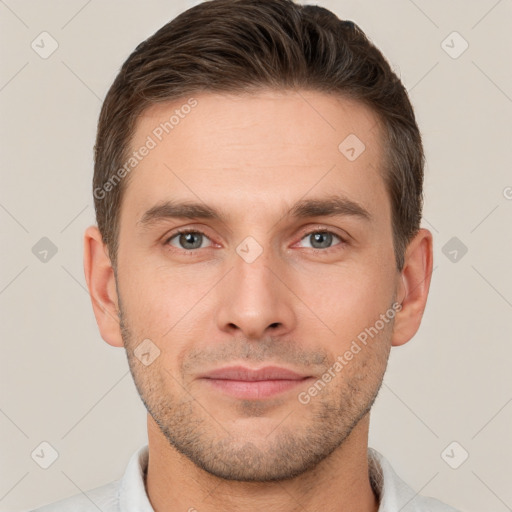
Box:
[116,90,400,481]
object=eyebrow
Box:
[137,194,372,229]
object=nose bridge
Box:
[214,235,296,339]
[234,236,277,295]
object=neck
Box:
[145,414,379,512]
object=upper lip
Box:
[199,365,309,381]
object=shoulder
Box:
[400,494,462,512]
[368,447,461,512]
[28,443,150,512]
[28,479,120,512]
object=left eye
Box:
[298,231,343,250]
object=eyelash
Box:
[164,228,347,254]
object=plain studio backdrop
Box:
[1,1,511,511]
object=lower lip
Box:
[201,378,311,399]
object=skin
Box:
[84,90,433,512]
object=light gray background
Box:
[1,1,511,511]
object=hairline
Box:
[109,87,400,269]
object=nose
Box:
[214,244,297,341]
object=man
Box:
[32,0,460,510]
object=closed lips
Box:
[199,366,310,381]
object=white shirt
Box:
[30,444,460,511]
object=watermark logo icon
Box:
[236,236,263,264]
[31,441,59,469]
[338,134,366,161]
[31,31,59,59]
[441,441,469,469]
[134,338,161,366]
[442,236,468,263]
[32,237,58,263]
[441,31,469,59]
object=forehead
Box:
[121,90,389,226]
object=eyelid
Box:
[294,227,348,252]
[165,228,215,248]
[296,225,349,242]
[164,225,349,254]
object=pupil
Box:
[312,232,331,249]
[181,233,201,249]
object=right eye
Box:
[165,230,213,251]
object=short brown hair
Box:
[93,0,424,271]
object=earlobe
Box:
[83,225,124,348]
[391,228,433,347]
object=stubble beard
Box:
[118,298,392,482]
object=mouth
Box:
[198,365,313,400]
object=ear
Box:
[391,228,433,347]
[83,225,124,347]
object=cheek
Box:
[295,262,396,342]
[119,265,215,351]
